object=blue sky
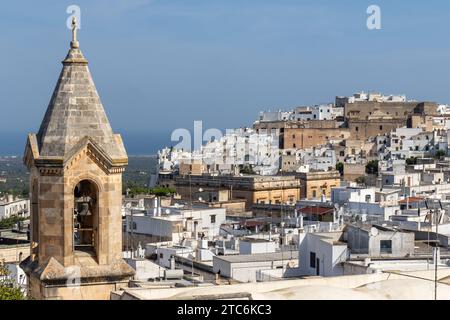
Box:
[1,0,450,154]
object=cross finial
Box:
[70,16,79,49]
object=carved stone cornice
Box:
[24,134,127,175]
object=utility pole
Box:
[434,201,441,301]
[130,209,134,259]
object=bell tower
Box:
[20,18,135,300]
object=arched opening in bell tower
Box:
[73,180,99,256]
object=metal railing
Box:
[73,228,94,250]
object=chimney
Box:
[153,197,158,216]
[157,198,162,217]
[170,256,175,270]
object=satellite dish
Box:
[370,227,379,237]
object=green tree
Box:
[406,157,418,165]
[0,216,27,230]
[0,261,26,300]
[125,186,177,197]
[240,165,256,175]
[336,162,344,176]
[355,176,367,185]
[435,150,446,159]
[365,160,379,175]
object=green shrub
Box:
[365,160,379,175]
[126,186,177,197]
[336,162,344,176]
[0,216,27,230]
[435,150,446,159]
[0,262,26,300]
[355,176,366,185]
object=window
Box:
[365,195,371,203]
[310,252,316,268]
[73,180,98,255]
[312,190,317,198]
[380,240,392,254]
[379,125,383,131]
[355,126,359,132]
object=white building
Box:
[239,238,277,255]
[258,104,339,123]
[331,187,376,205]
[346,225,415,258]
[381,172,421,188]
[0,196,30,219]
[386,127,439,160]
[213,251,299,283]
[293,105,334,121]
[125,258,165,280]
[125,206,227,244]
[337,92,407,106]
[201,128,280,175]
[146,245,194,269]
[281,146,336,173]
[258,110,294,122]
[155,128,280,177]
[298,232,348,277]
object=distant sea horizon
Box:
[0,131,173,157]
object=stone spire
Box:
[22,22,133,300]
[35,20,127,162]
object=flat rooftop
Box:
[241,238,273,243]
[215,251,298,264]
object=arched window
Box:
[73,180,99,256]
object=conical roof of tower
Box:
[36,28,126,161]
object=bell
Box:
[77,199,92,216]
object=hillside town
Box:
[116,91,450,299]
[2,10,450,301]
[4,81,450,299]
